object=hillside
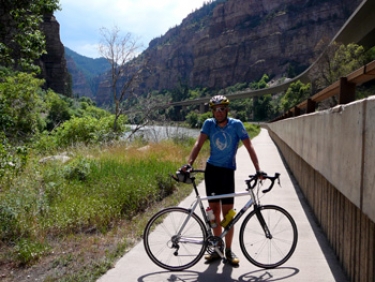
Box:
[68,0,362,105]
[138,0,361,89]
[65,47,110,99]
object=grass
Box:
[0,123,260,281]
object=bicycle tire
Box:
[143,207,208,271]
[239,205,298,268]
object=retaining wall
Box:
[267,96,375,282]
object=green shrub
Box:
[186,111,212,128]
[0,205,20,240]
[14,238,50,266]
[45,90,73,131]
[243,122,261,138]
[0,72,47,140]
[0,133,30,180]
[54,115,127,146]
[63,158,91,181]
[33,115,128,151]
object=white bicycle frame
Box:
[176,189,257,253]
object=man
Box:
[182,95,262,265]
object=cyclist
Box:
[181,95,262,265]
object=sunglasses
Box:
[212,107,227,113]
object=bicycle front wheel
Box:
[239,205,298,268]
[143,207,208,271]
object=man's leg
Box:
[222,204,234,249]
[222,203,239,265]
[204,201,223,261]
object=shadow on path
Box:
[137,264,299,282]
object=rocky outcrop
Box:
[0,6,69,96]
[138,0,362,91]
[39,14,70,96]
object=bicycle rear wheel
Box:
[143,207,208,271]
[239,205,298,268]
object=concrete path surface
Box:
[97,128,348,282]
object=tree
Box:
[98,26,146,131]
[254,94,272,121]
[309,42,369,92]
[308,42,373,107]
[281,80,311,112]
[250,74,270,120]
[0,0,60,72]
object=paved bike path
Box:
[97,128,348,282]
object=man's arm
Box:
[242,137,261,172]
[187,133,208,166]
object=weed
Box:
[14,238,50,266]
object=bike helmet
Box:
[209,95,230,108]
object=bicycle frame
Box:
[175,174,259,249]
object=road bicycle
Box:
[143,169,298,271]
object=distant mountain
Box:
[65,0,362,106]
[64,47,110,99]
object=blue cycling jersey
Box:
[201,118,249,170]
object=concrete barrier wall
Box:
[268,96,375,223]
[363,96,375,223]
[266,96,375,282]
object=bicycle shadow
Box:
[137,264,299,282]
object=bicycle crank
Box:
[206,236,224,254]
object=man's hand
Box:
[180,164,193,173]
[256,170,266,179]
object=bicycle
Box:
[143,169,298,271]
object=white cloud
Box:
[55,0,208,58]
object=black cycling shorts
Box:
[205,162,235,205]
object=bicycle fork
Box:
[254,205,272,239]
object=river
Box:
[124,125,200,142]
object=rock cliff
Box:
[38,14,70,96]
[0,7,69,96]
[138,0,361,91]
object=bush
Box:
[186,111,212,128]
[45,90,73,130]
[0,72,47,140]
[63,157,91,181]
[33,115,128,151]
[14,238,50,266]
[0,133,30,180]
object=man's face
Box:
[212,105,228,123]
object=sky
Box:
[55,0,209,59]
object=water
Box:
[124,125,200,142]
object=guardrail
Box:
[273,59,375,121]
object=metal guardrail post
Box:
[294,106,301,117]
[307,99,316,113]
[339,77,356,105]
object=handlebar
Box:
[246,172,281,193]
[171,168,280,194]
[170,168,204,183]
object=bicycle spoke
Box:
[143,207,207,271]
[240,205,298,268]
